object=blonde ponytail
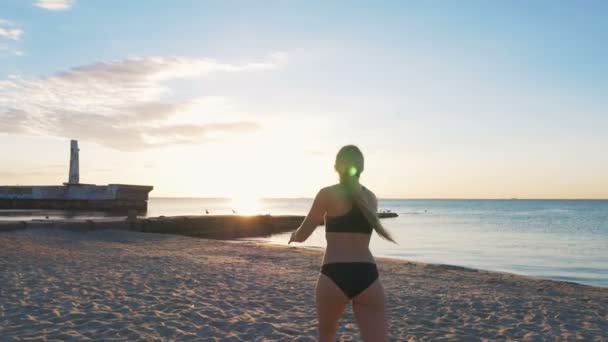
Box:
[351,187,396,243]
[335,144,396,243]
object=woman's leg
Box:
[316,273,349,342]
[352,279,388,342]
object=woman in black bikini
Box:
[289,145,395,341]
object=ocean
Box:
[1,198,607,287]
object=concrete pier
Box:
[0,140,153,212]
[0,184,153,211]
[0,215,302,239]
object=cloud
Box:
[0,164,66,178]
[35,0,75,11]
[0,53,286,150]
[0,19,23,41]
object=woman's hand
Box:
[288,231,297,244]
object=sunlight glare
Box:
[230,195,262,215]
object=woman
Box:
[289,145,396,342]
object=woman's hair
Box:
[336,145,396,243]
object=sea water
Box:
[1,198,606,286]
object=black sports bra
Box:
[325,203,373,234]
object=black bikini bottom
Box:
[321,262,379,299]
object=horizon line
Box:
[150,196,608,201]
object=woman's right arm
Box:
[288,188,327,244]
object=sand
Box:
[0,229,606,341]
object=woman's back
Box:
[322,184,376,265]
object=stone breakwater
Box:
[0,212,398,239]
[0,215,304,239]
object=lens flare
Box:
[348,166,358,176]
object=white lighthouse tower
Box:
[68,140,79,184]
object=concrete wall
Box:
[0,199,149,211]
[0,184,152,201]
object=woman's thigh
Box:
[315,274,349,334]
[352,279,388,342]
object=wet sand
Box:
[1,229,606,341]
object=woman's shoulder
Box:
[316,184,339,198]
[319,183,350,195]
[315,184,347,202]
[360,185,378,204]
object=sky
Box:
[0,0,607,199]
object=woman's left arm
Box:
[288,188,327,244]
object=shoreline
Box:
[246,237,608,289]
[3,216,606,289]
[1,228,606,340]
[249,238,608,290]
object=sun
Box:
[230,195,262,215]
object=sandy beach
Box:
[1,228,606,341]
